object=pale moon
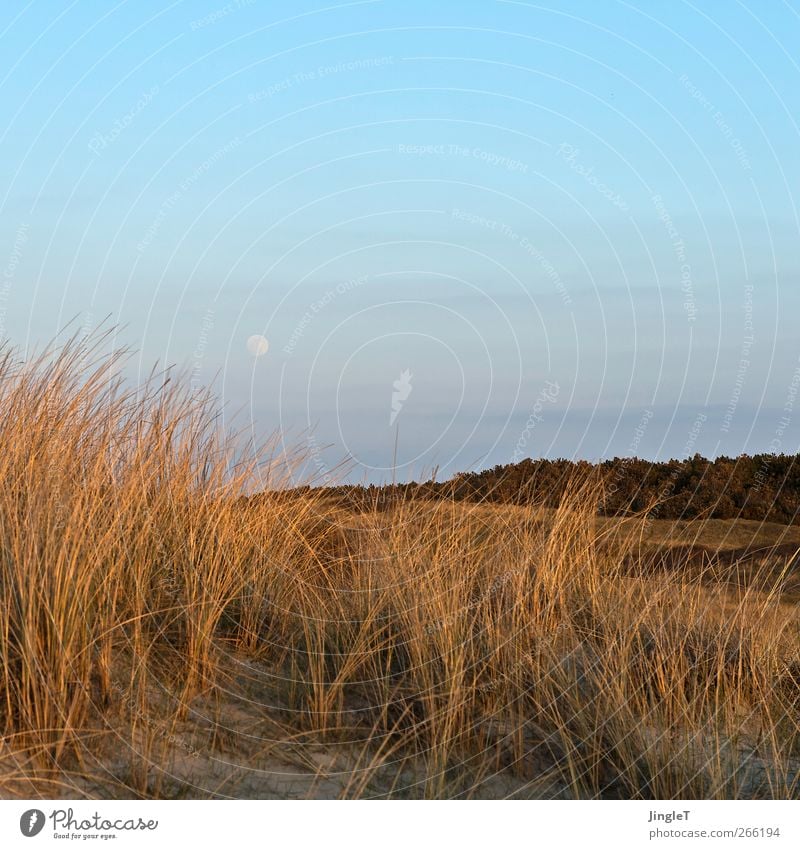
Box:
[246,335,269,357]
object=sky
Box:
[2,0,800,484]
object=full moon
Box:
[246,335,269,357]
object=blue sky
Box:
[2,0,799,483]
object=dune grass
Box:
[0,334,797,799]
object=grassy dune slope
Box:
[0,337,797,799]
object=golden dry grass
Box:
[0,334,797,799]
